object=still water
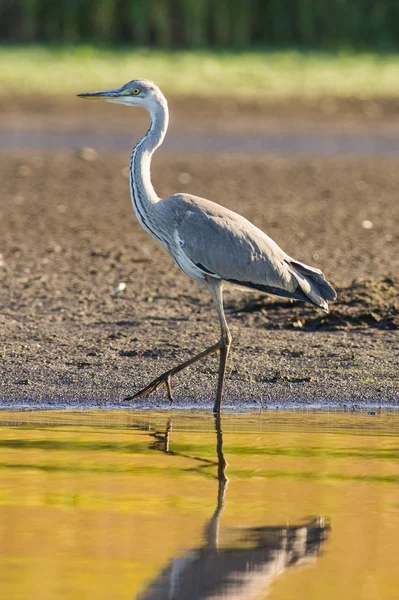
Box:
[0,410,398,600]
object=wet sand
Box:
[0,99,398,409]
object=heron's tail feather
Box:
[286,258,336,312]
[226,260,336,312]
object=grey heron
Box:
[78,79,336,412]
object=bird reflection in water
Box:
[137,415,330,600]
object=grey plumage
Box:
[162,193,335,310]
[78,78,336,412]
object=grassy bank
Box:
[1,46,399,99]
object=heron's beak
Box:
[77,87,125,101]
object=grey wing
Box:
[171,196,336,309]
[178,206,292,286]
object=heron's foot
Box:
[124,371,174,404]
[123,340,221,406]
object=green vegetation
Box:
[2,45,399,98]
[3,0,399,49]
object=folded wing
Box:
[169,194,336,311]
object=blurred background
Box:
[2,0,399,49]
[1,0,399,100]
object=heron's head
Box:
[78,79,166,110]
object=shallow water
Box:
[3,129,399,155]
[0,410,398,600]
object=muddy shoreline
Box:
[0,99,398,409]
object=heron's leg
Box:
[208,279,232,413]
[124,278,231,408]
[124,341,221,403]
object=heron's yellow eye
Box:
[133,88,140,95]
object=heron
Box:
[78,79,336,413]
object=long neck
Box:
[129,99,169,238]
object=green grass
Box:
[2,45,399,99]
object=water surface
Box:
[0,410,398,599]
[3,129,399,155]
